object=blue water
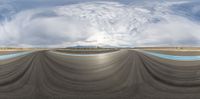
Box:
[0,52,31,60]
[143,51,200,61]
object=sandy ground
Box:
[0,51,22,55]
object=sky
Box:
[0,0,200,48]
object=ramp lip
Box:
[49,50,121,56]
[140,51,200,61]
[0,51,32,60]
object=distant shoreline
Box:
[1,47,200,51]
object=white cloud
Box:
[0,1,200,47]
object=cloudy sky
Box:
[0,0,200,48]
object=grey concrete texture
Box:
[0,50,199,99]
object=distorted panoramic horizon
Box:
[0,0,200,48]
[2,1,200,99]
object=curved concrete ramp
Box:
[0,50,200,99]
